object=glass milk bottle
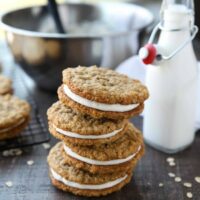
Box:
[139,0,199,153]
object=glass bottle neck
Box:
[161,12,193,30]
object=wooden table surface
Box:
[0,41,200,200]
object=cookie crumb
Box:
[14,149,23,156]
[166,157,175,163]
[186,192,193,199]
[27,160,34,166]
[42,143,51,150]
[2,150,10,157]
[2,149,22,157]
[195,177,200,183]
[175,177,182,182]
[159,183,164,187]
[183,182,192,188]
[168,172,175,177]
[5,181,13,187]
[169,162,176,167]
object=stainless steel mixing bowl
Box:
[0,2,153,91]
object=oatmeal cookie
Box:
[47,101,128,146]
[58,66,149,119]
[0,95,31,140]
[48,142,133,197]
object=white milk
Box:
[143,4,198,153]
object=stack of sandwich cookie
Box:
[0,95,30,140]
[47,66,149,197]
[0,74,30,140]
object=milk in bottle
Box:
[140,0,198,153]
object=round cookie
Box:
[48,142,133,197]
[0,75,13,95]
[58,66,149,119]
[0,95,31,140]
[47,101,128,146]
[62,123,144,174]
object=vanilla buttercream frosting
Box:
[63,144,141,165]
[63,84,139,112]
[51,168,127,190]
[54,124,123,139]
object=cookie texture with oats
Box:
[62,123,144,174]
[62,66,149,104]
[47,101,128,145]
[47,142,133,197]
[0,75,13,95]
[0,95,30,140]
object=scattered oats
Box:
[175,177,182,182]
[169,162,176,167]
[168,172,175,177]
[195,177,200,183]
[27,160,34,166]
[186,192,193,199]
[42,143,51,150]
[14,149,23,156]
[5,181,13,187]
[183,182,192,188]
[159,183,164,187]
[2,150,10,157]
[166,157,175,163]
[2,149,22,157]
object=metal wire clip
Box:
[148,23,198,61]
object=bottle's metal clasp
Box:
[148,23,198,61]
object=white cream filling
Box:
[0,118,25,133]
[64,144,141,166]
[63,84,139,112]
[51,168,127,190]
[53,124,123,139]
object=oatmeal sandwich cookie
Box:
[58,66,149,119]
[62,123,144,174]
[47,101,128,146]
[0,95,31,140]
[0,75,13,95]
[48,142,133,197]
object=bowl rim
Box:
[0,2,154,39]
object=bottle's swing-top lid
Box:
[139,0,196,65]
